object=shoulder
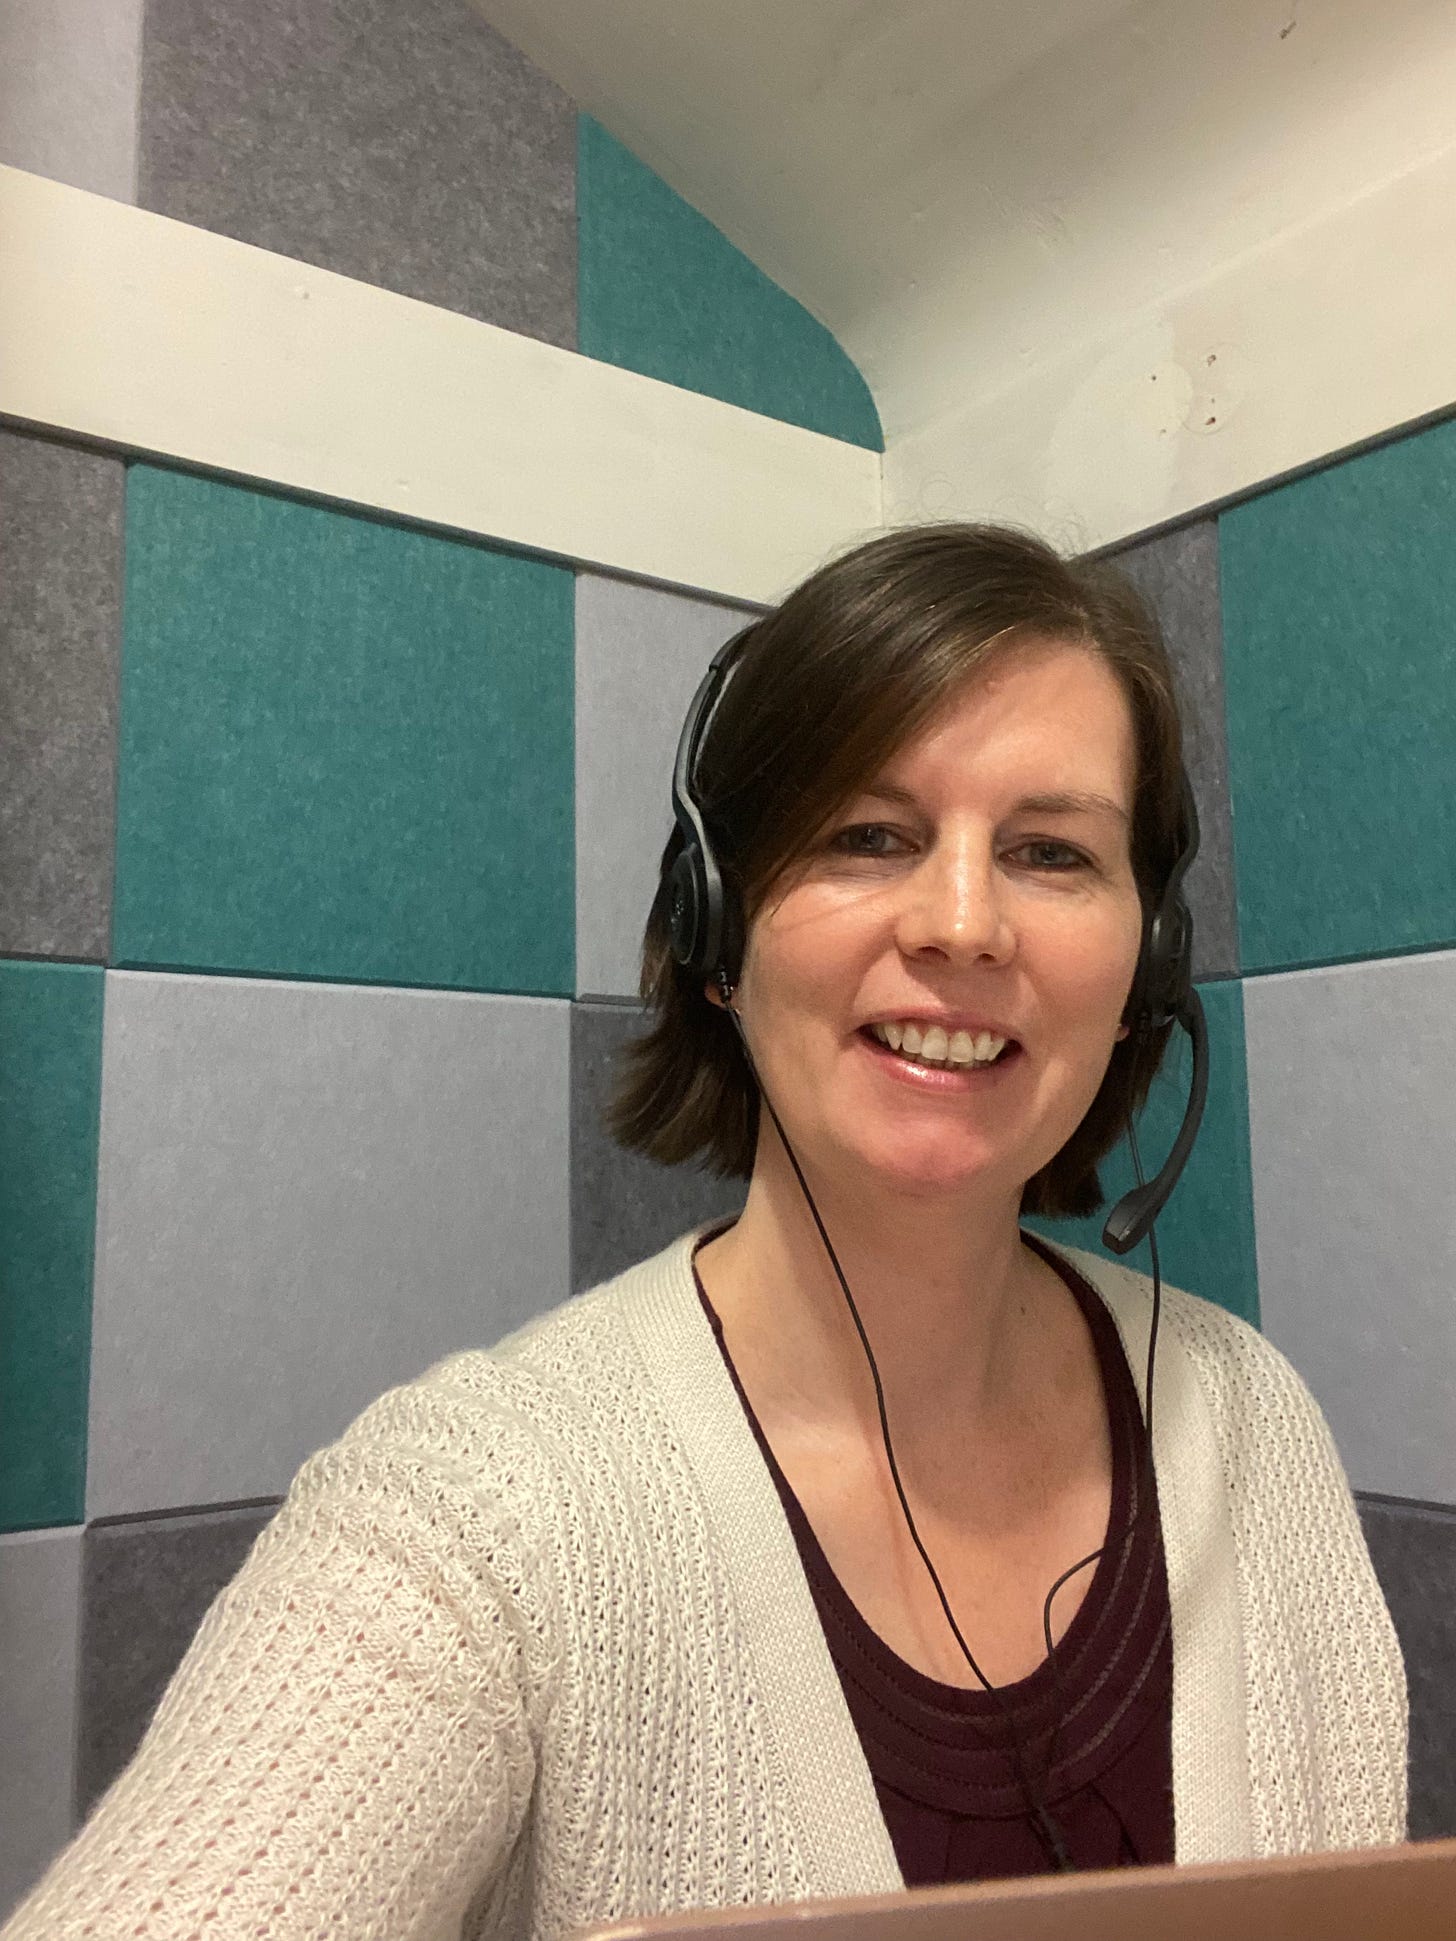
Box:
[1035,1235,1310,1441]
[249,1236,714,1706]
[429,1228,706,1418]
[1034,1235,1374,1545]
[318,1232,709,1520]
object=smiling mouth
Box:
[861,1022,1019,1072]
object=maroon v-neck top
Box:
[693,1233,1174,1884]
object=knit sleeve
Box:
[2,1371,555,1941]
[1165,1293,1408,1854]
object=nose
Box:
[894,830,1016,967]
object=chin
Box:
[848,1133,1010,1201]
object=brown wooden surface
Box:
[576,1839,1456,1941]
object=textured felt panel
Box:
[571,1001,744,1293]
[87,971,570,1517]
[0,960,104,1533]
[1221,419,1456,972]
[0,430,123,962]
[0,0,141,201]
[1245,948,1456,1502]
[137,0,575,348]
[1357,1494,1456,1841]
[578,117,881,451]
[1108,518,1238,980]
[0,1527,82,1921]
[114,466,574,996]
[77,1501,279,1818]
[575,572,759,999]
[1029,978,1259,1327]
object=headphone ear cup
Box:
[1164,901,1194,1015]
[1124,906,1153,1035]
[1125,891,1195,1037]
[667,847,704,973]
[1139,898,1193,1032]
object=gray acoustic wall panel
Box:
[575,572,759,999]
[1108,518,1238,980]
[77,1501,280,1820]
[0,431,123,961]
[0,1526,82,1922]
[88,971,570,1518]
[1357,1495,1456,1841]
[571,1000,744,1292]
[137,0,576,349]
[1245,949,1456,1502]
[0,0,142,201]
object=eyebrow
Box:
[859,783,1130,825]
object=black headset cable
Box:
[718,977,1160,1870]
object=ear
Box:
[1114,1022,1131,1042]
[706,971,740,1011]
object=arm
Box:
[3,1374,550,1940]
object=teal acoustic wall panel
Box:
[114,467,574,996]
[577,117,882,451]
[1221,418,1456,972]
[1030,978,1259,1327]
[0,960,103,1531]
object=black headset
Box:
[666,630,1209,1256]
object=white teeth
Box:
[871,1022,1010,1068]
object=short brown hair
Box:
[610,523,1190,1219]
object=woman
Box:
[5,526,1405,1941]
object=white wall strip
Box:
[882,139,1456,555]
[0,166,881,606]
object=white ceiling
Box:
[474,0,1142,427]
[474,0,1456,544]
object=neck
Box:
[697,1122,1048,1441]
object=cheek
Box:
[1102,928,1146,1029]
[740,893,872,1042]
[1045,907,1143,1038]
[741,943,829,1053]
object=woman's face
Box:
[734,637,1146,1204]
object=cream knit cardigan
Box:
[7,1234,1406,1941]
